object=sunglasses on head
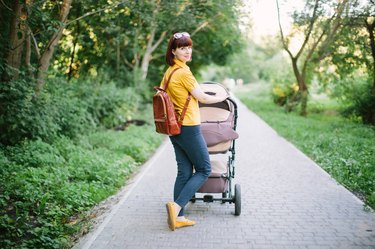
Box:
[173,32,190,39]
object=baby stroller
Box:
[191,82,241,216]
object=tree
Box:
[1,0,73,93]
[1,0,242,93]
[52,0,242,90]
[341,0,375,124]
[314,0,375,124]
[276,0,349,115]
[36,0,72,92]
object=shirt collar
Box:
[173,59,189,69]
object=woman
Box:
[162,32,228,231]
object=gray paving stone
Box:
[73,98,375,249]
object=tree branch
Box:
[191,12,223,36]
[122,56,134,69]
[65,0,128,26]
[317,0,348,61]
[28,26,40,59]
[296,0,320,59]
[276,0,294,58]
[37,0,72,92]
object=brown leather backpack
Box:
[153,68,191,136]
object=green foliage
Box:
[271,82,300,109]
[66,78,141,129]
[0,77,61,145]
[0,76,142,145]
[0,119,164,248]
[88,125,163,163]
[0,14,244,247]
[50,0,243,87]
[0,69,158,247]
[311,3,374,124]
[330,75,375,124]
[236,84,375,209]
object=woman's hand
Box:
[191,85,229,104]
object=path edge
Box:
[73,139,169,249]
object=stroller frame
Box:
[190,82,241,216]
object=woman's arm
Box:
[191,85,228,104]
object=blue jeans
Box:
[169,125,211,216]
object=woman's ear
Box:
[172,49,176,56]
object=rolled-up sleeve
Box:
[179,69,199,93]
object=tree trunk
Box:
[277,0,348,117]
[140,30,166,81]
[140,0,165,81]
[300,89,308,116]
[365,18,375,125]
[289,58,309,115]
[366,20,375,94]
[6,1,27,79]
[36,0,72,93]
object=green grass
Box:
[234,83,375,210]
[0,105,165,248]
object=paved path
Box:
[74,98,375,249]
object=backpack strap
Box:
[163,67,192,125]
[178,94,191,124]
[163,67,181,90]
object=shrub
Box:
[0,78,94,145]
[68,79,142,129]
[0,78,59,145]
[0,136,138,248]
[0,77,143,146]
[271,82,300,108]
[271,83,303,114]
[329,75,375,125]
[87,124,164,163]
[340,79,375,125]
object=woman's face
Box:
[173,46,192,63]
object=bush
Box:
[0,72,156,247]
[271,82,300,108]
[265,55,302,112]
[0,77,143,145]
[340,79,375,125]
[0,136,139,248]
[0,78,59,145]
[0,102,164,248]
[67,79,142,129]
[0,78,93,145]
[87,125,164,163]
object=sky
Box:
[241,0,305,42]
[250,0,280,36]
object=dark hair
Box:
[165,34,193,66]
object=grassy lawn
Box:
[234,82,375,210]
[0,105,165,248]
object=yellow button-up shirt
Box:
[160,59,200,126]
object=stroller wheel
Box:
[234,184,241,216]
[190,194,196,203]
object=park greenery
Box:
[234,82,375,210]
[0,0,374,248]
